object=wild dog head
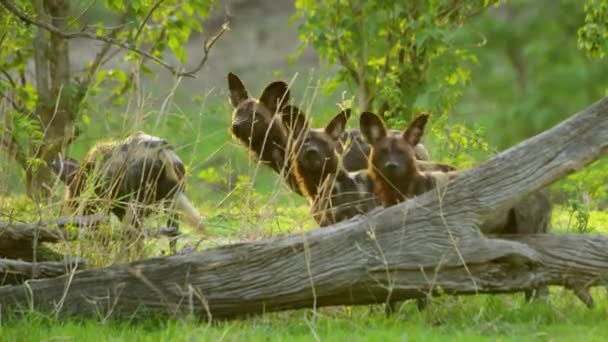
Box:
[360,112,430,206]
[339,128,452,172]
[227,72,291,173]
[288,109,350,199]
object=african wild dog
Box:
[227,72,303,195]
[359,111,551,305]
[287,109,377,226]
[281,106,456,227]
[339,128,455,173]
[51,132,205,257]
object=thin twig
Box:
[0,31,7,48]
[79,11,131,91]
[67,0,97,27]
[0,93,25,113]
[79,21,133,32]
[188,21,230,75]
[14,51,26,87]
[0,0,174,74]
[0,0,228,78]
[133,0,165,42]
[0,66,17,88]
[332,6,359,84]
[0,67,27,113]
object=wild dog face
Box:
[359,112,551,235]
[360,112,440,206]
[339,128,454,173]
[283,109,376,226]
[289,109,350,199]
[227,72,291,174]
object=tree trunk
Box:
[27,0,73,199]
[0,98,607,319]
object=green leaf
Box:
[168,35,187,63]
[183,2,194,16]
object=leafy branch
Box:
[0,0,229,78]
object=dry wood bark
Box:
[0,98,607,319]
[0,213,179,261]
[0,257,85,286]
[0,220,64,261]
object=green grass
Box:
[2,291,607,341]
[1,83,607,340]
[1,193,607,340]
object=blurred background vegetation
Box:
[1,0,607,237]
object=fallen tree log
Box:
[0,257,86,286]
[0,98,607,319]
[0,221,64,242]
[0,213,181,261]
[0,220,65,261]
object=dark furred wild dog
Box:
[339,128,442,171]
[283,107,456,227]
[227,72,302,195]
[360,111,552,303]
[51,132,205,257]
[288,109,377,227]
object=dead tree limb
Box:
[0,213,178,261]
[0,257,86,286]
[0,98,607,319]
[0,220,65,261]
[0,221,64,242]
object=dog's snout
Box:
[383,161,399,173]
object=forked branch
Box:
[0,0,228,78]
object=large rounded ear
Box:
[359,111,387,145]
[227,72,249,108]
[50,155,81,184]
[403,113,429,146]
[325,109,351,140]
[259,81,290,113]
[281,105,309,137]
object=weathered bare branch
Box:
[0,220,65,243]
[0,257,86,281]
[0,217,65,261]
